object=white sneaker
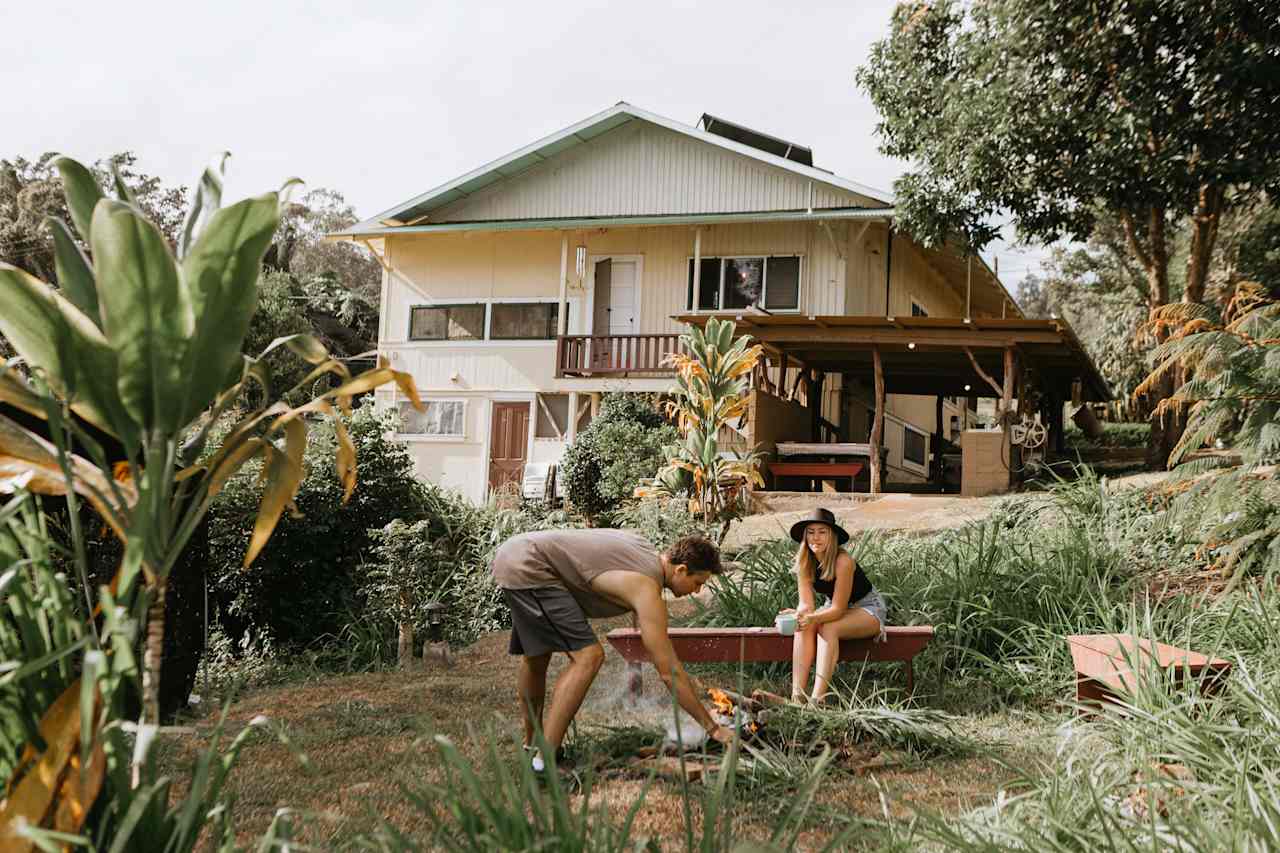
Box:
[523,745,545,773]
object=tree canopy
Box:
[857,0,1280,310]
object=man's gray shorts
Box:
[503,587,598,657]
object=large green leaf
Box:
[179,194,278,423]
[0,264,135,446]
[52,157,103,243]
[178,153,229,259]
[91,199,194,433]
[47,218,100,326]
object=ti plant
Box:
[1137,281,1280,468]
[640,317,764,535]
[0,155,419,844]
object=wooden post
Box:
[1001,347,1015,422]
[934,395,944,485]
[558,234,569,336]
[778,351,789,399]
[692,227,702,310]
[810,371,825,442]
[870,347,884,494]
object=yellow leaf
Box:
[205,437,266,499]
[51,743,105,834]
[334,415,357,504]
[0,679,83,850]
[242,418,306,568]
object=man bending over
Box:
[491,529,734,768]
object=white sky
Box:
[4,0,1046,286]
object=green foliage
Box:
[856,0,1280,256]
[1173,470,1280,587]
[207,401,422,646]
[1236,200,1280,297]
[1063,422,1151,451]
[643,318,764,529]
[560,393,674,521]
[362,487,583,648]
[688,539,796,630]
[1143,284,1280,467]
[613,497,717,552]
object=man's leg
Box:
[518,653,551,747]
[541,643,605,752]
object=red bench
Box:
[605,625,934,697]
[1066,634,1231,713]
[766,461,865,492]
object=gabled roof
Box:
[348,102,894,233]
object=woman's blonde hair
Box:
[793,523,841,583]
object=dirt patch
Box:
[724,494,1001,551]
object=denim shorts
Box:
[853,589,888,642]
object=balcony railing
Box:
[556,334,683,378]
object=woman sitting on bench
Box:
[781,508,887,704]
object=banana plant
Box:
[0,155,420,829]
[639,317,764,530]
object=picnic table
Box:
[605,625,935,699]
[767,443,885,492]
[1066,633,1231,712]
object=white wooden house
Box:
[331,103,1107,503]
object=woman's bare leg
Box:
[812,610,881,702]
[791,625,817,701]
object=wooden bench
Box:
[1066,634,1231,713]
[766,461,865,492]
[605,625,934,698]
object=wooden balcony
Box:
[555,334,683,378]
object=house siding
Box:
[430,120,877,223]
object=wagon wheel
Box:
[1022,420,1048,449]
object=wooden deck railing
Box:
[556,334,683,377]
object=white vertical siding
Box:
[431,121,875,222]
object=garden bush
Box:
[559,393,675,522]
[1063,420,1151,450]
[207,400,424,647]
[363,484,584,650]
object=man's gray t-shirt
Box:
[491,529,662,618]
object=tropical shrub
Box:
[559,393,674,521]
[1140,281,1280,467]
[207,400,423,646]
[612,496,716,552]
[641,317,764,534]
[1063,421,1151,450]
[0,155,415,844]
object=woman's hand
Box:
[797,609,818,629]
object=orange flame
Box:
[707,688,735,716]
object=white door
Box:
[608,260,637,335]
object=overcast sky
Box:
[5,0,1047,285]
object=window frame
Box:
[901,424,929,473]
[395,397,467,441]
[405,297,571,345]
[685,254,804,314]
[489,302,560,341]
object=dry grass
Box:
[157,617,1046,849]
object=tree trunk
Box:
[1184,184,1224,305]
[398,621,414,669]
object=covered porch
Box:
[677,314,1111,495]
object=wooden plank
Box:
[606,626,934,665]
[768,462,865,477]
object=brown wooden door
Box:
[591,258,612,369]
[488,402,530,494]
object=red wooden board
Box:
[605,626,933,665]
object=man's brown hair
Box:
[666,535,723,575]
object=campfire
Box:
[707,688,760,737]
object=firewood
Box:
[717,688,763,711]
[750,689,789,707]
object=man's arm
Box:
[593,571,724,737]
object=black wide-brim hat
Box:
[789,508,850,545]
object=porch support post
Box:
[693,227,702,310]
[934,394,944,484]
[1049,392,1066,455]
[809,370,825,442]
[778,350,789,398]
[870,347,885,494]
[558,233,569,336]
[884,225,894,317]
[1001,346,1015,422]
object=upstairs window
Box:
[409,304,485,341]
[491,303,559,340]
[686,256,802,312]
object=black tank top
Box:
[811,560,873,609]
